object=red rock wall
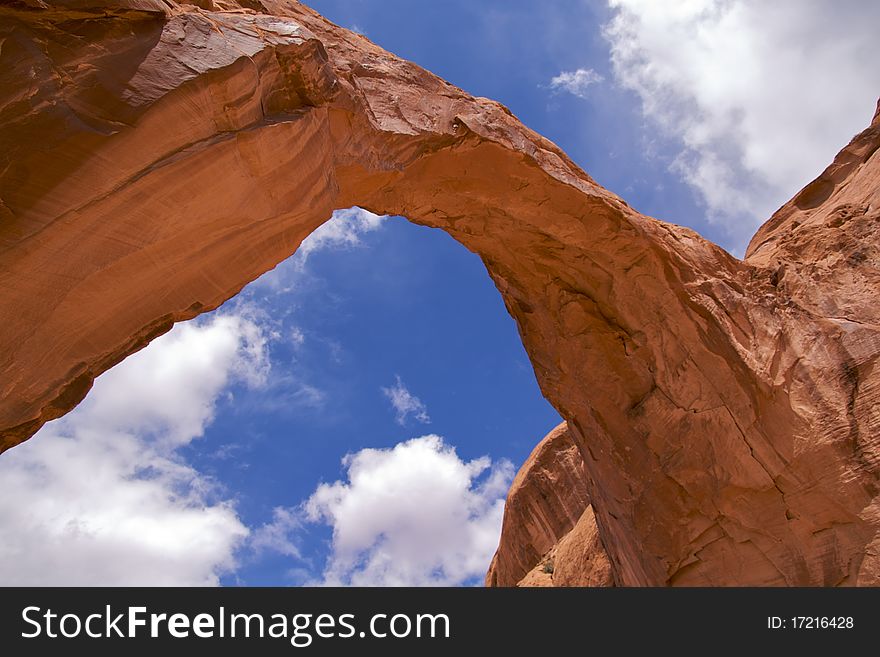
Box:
[1,1,878,586]
[486,423,593,586]
[486,422,613,588]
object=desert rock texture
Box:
[486,422,613,587]
[0,1,878,586]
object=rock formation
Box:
[1,1,878,586]
[486,422,613,587]
[514,505,613,588]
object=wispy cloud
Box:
[239,373,327,416]
[604,0,880,252]
[304,435,514,586]
[289,326,305,348]
[295,207,386,266]
[249,507,303,559]
[251,207,387,293]
[547,67,604,98]
[382,375,430,425]
[226,206,390,415]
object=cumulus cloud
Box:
[303,435,514,586]
[382,375,431,425]
[70,314,269,449]
[0,312,269,585]
[548,68,604,98]
[604,0,880,250]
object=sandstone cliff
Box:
[514,506,613,588]
[486,422,613,587]
[1,1,878,586]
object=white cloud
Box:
[238,371,327,417]
[289,326,305,348]
[604,0,880,251]
[304,435,514,586]
[252,207,386,293]
[548,67,604,98]
[295,207,385,265]
[250,506,303,559]
[0,312,269,585]
[70,313,269,448]
[382,375,430,425]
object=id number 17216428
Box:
[767,616,854,630]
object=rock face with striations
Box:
[1,1,879,586]
[486,421,612,587]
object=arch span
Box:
[1,1,879,586]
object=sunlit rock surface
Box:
[1,1,879,586]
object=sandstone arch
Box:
[1,1,879,586]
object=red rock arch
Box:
[1,1,878,585]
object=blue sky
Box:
[195,211,559,585]
[0,1,878,586]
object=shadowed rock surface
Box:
[1,1,878,586]
[486,421,613,587]
[515,505,614,588]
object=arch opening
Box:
[0,208,562,586]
